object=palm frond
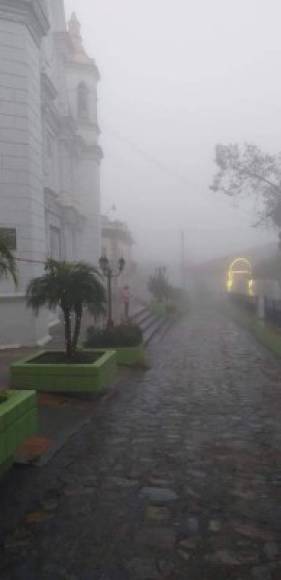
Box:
[26,259,107,316]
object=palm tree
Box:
[26,259,106,359]
[0,232,17,285]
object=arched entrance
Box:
[227,257,253,295]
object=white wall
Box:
[0,16,48,346]
[76,156,101,264]
[0,3,103,346]
[65,65,102,266]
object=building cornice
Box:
[102,224,134,246]
[65,58,101,81]
[0,0,49,46]
[77,119,101,136]
[80,141,104,164]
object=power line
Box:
[102,124,197,189]
[102,124,264,224]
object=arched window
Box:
[77,82,89,119]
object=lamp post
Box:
[99,256,125,327]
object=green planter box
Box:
[0,390,38,472]
[114,344,145,367]
[10,350,117,394]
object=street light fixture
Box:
[99,255,126,327]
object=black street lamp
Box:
[99,256,126,327]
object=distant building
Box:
[101,217,136,319]
[0,1,102,346]
[101,217,134,276]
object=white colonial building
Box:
[0,0,102,347]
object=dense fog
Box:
[65,0,281,266]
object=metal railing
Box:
[229,292,281,330]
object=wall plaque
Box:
[0,228,17,250]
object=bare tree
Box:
[211,143,281,230]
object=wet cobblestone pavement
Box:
[2,307,281,579]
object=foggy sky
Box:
[65,0,280,264]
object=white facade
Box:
[0,0,102,347]
[101,217,136,321]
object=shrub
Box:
[85,323,143,348]
[166,302,178,316]
[0,392,8,404]
[150,301,167,318]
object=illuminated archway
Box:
[227,257,253,295]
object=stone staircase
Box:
[49,305,170,349]
[132,306,170,345]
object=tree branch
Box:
[240,168,281,195]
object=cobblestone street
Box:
[1,306,281,579]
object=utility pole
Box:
[180,230,186,291]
